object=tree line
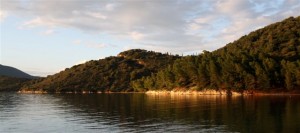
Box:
[132,17,300,92]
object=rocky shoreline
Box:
[145,90,242,96]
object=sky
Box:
[0,0,300,76]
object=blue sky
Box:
[1,0,300,76]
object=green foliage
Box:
[134,16,300,92]
[0,76,31,91]
[22,49,180,92]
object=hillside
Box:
[0,65,37,91]
[0,64,35,79]
[21,50,180,92]
[0,76,31,91]
[133,16,300,92]
[21,16,300,93]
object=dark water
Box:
[0,93,300,133]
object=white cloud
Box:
[130,31,144,40]
[86,12,107,19]
[72,40,110,49]
[86,43,107,49]
[105,3,117,11]
[1,0,300,53]
[72,40,82,45]
[188,23,201,31]
[0,10,7,22]
[41,29,55,35]
[21,17,60,28]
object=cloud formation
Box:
[0,10,7,21]
[2,0,300,53]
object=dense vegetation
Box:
[20,16,300,93]
[21,50,180,92]
[132,16,300,92]
[0,76,31,91]
[0,65,36,91]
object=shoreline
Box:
[17,89,300,96]
[146,90,300,96]
[145,90,242,96]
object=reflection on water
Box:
[0,93,300,133]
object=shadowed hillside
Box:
[0,76,31,91]
[21,50,180,92]
[0,64,36,79]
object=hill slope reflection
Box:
[55,94,300,133]
[1,93,300,132]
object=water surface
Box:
[0,93,300,133]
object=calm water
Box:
[0,93,300,133]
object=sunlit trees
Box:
[134,16,300,92]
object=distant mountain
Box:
[0,64,35,79]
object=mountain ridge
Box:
[0,64,36,79]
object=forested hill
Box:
[132,16,300,92]
[0,76,31,91]
[21,49,180,92]
[21,16,300,93]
